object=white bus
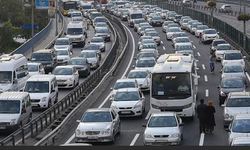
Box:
[150,53,199,120]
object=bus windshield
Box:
[0,71,12,84]
[151,73,191,99]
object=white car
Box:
[215,44,233,61]
[134,57,156,72]
[201,28,220,44]
[230,137,250,146]
[52,65,79,89]
[194,25,209,37]
[222,92,250,128]
[89,36,105,52]
[142,111,184,146]
[75,108,121,143]
[166,27,182,40]
[71,16,84,25]
[126,69,151,91]
[172,37,193,48]
[27,62,45,76]
[54,37,73,53]
[110,78,140,100]
[79,50,100,69]
[221,50,246,69]
[227,113,250,145]
[55,49,73,65]
[138,35,153,47]
[161,20,175,32]
[180,18,192,30]
[110,88,145,117]
[174,43,196,51]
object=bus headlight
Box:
[151,103,160,109]
[183,103,192,109]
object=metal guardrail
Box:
[0,11,120,146]
[34,13,129,146]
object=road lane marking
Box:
[202,64,205,70]
[130,134,140,146]
[205,89,209,97]
[161,41,163,44]
[145,109,151,120]
[246,72,250,82]
[199,133,205,146]
[197,52,201,56]
[204,75,208,82]
[163,46,166,50]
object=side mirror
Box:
[110,87,113,90]
[64,32,66,35]
[51,89,55,93]
[76,120,81,123]
[13,79,18,84]
[243,56,246,59]
[217,86,220,89]
[142,124,146,127]
[27,58,30,61]
[179,123,184,126]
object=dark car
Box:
[210,39,228,53]
[81,44,101,60]
[149,15,163,27]
[66,57,91,78]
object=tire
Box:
[28,113,32,123]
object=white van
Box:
[23,74,58,109]
[0,54,30,93]
[64,21,87,47]
[0,91,32,132]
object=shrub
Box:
[237,14,250,21]
[207,0,216,8]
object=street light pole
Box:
[55,0,58,36]
[240,0,242,14]
[243,0,246,50]
[31,0,34,53]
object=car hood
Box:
[205,33,217,37]
[54,45,70,50]
[57,55,70,59]
[221,73,245,78]
[29,93,50,99]
[225,107,250,116]
[0,114,20,121]
[0,84,13,92]
[77,122,112,131]
[145,127,179,135]
[86,58,97,63]
[55,75,73,80]
[220,87,245,94]
[111,100,140,107]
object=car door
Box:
[50,79,57,104]
[73,67,79,85]
[111,110,120,134]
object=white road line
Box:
[202,64,205,70]
[65,22,136,144]
[130,134,140,146]
[197,52,201,56]
[163,46,166,50]
[199,133,205,146]
[205,89,209,97]
[145,109,151,120]
[161,41,163,44]
[246,72,250,82]
[204,75,208,82]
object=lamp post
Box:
[240,0,242,14]
[55,0,58,36]
[24,0,34,53]
[243,0,246,50]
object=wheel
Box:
[28,113,32,123]
[48,100,52,108]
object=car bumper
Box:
[115,108,143,117]
[75,135,113,143]
[57,80,75,88]
[144,137,181,146]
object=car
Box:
[160,9,169,19]
[214,44,233,61]
[139,43,159,56]
[66,57,91,78]
[166,27,182,40]
[220,63,247,85]
[189,22,203,35]
[182,0,192,6]
[135,50,158,60]
[27,62,45,76]
[126,69,151,91]
[81,44,102,60]
[55,49,73,65]
[148,15,164,26]
[180,18,192,30]
[95,22,108,30]
[201,28,220,44]
[173,15,183,24]
[94,27,111,42]
[133,18,147,32]
[79,50,100,69]
[134,57,156,72]
[222,91,250,128]
[75,108,121,143]
[67,9,75,17]
[92,16,107,28]
[221,50,246,69]
[204,0,217,8]
[210,38,228,53]
[137,22,151,35]
[165,23,181,34]
[174,43,196,51]
[142,111,184,146]
[226,113,250,145]
[54,37,73,53]
[110,88,146,117]
[138,25,153,36]
[143,28,157,36]
[138,38,157,51]
[166,11,177,21]
[52,65,79,89]
[175,50,195,58]
[217,76,246,106]
[138,35,153,47]
[230,137,250,146]
[172,37,193,48]
[111,77,140,94]
[71,16,84,25]
[194,25,209,37]
[89,36,106,52]
[219,4,233,13]
[161,20,175,33]
[171,31,189,43]
[186,20,199,33]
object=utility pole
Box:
[55,0,58,36]
[243,0,246,50]
[31,0,34,53]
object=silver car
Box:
[75,108,121,143]
[94,27,111,42]
[89,36,106,52]
[127,69,151,91]
[142,111,184,146]
[222,91,250,128]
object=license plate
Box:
[87,136,98,139]
[155,140,167,142]
[0,126,6,129]
[121,111,130,114]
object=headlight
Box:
[169,133,181,138]
[151,103,160,109]
[144,133,153,138]
[75,129,82,135]
[101,128,111,134]
[41,97,47,102]
[183,103,192,109]
[107,34,110,37]
[134,102,142,109]
[67,78,73,82]
[224,114,234,120]
[220,91,226,96]
[10,119,16,125]
[111,105,119,110]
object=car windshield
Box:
[147,32,159,36]
[168,24,179,28]
[197,26,209,30]
[128,71,148,78]
[82,112,112,122]
[28,64,39,72]
[55,50,69,55]
[204,29,217,34]
[53,68,73,75]
[114,81,136,89]
[152,16,162,20]
[0,71,12,83]
[176,45,193,50]
[24,81,49,93]
[136,59,156,67]
[217,45,232,50]
[223,65,244,73]
[96,23,107,27]
[148,116,177,127]
[114,91,140,101]
[79,52,96,58]
[232,119,250,133]
[163,21,174,26]
[94,18,106,23]
[141,40,155,44]
[224,53,242,60]
[72,18,83,22]
[227,98,250,107]
[175,38,190,43]
[55,39,70,45]
[173,33,187,38]
[67,59,87,65]
[0,100,20,114]
[221,79,244,88]
[82,45,99,50]
[91,38,104,42]
[131,13,143,19]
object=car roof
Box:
[129,69,149,72]
[151,111,176,117]
[55,65,74,69]
[27,62,42,65]
[217,44,231,46]
[228,91,250,98]
[224,50,241,54]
